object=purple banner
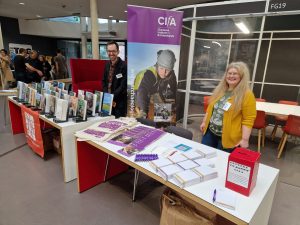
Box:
[128,5,183,45]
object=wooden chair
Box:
[252,110,266,153]
[271,100,298,140]
[277,115,300,158]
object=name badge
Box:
[116,73,123,79]
[222,102,231,111]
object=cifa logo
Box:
[158,16,176,26]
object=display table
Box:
[8,96,114,182]
[76,133,279,225]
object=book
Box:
[167,153,188,163]
[101,92,114,116]
[85,91,97,116]
[77,99,87,120]
[196,146,217,159]
[194,158,215,168]
[17,81,23,100]
[78,89,85,100]
[213,187,237,210]
[69,91,76,97]
[55,98,68,121]
[30,89,37,106]
[177,159,199,170]
[174,170,201,188]
[69,96,78,117]
[94,91,103,113]
[44,93,51,114]
[48,95,56,116]
[75,128,112,142]
[182,151,204,160]
[149,158,173,172]
[157,164,184,180]
[52,80,58,87]
[35,93,42,109]
[154,103,172,122]
[58,82,65,90]
[192,166,218,182]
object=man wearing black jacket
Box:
[102,41,127,118]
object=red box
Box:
[225,148,260,196]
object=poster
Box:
[127,5,183,123]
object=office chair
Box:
[277,115,300,158]
[164,125,193,140]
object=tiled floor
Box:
[1,116,300,225]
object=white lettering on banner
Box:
[130,86,135,116]
[158,16,176,27]
[25,112,36,141]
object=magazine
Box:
[85,91,97,116]
[154,103,172,122]
[94,91,103,113]
[77,99,87,120]
[101,92,114,116]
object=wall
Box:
[0,16,57,55]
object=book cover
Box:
[77,99,87,120]
[52,80,58,87]
[17,81,23,99]
[36,83,42,94]
[78,90,85,100]
[57,82,65,90]
[21,83,27,101]
[85,91,97,116]
[154,103,172,122]
[95,91,103,113]
[69,91,76,97]
[55,98,68,121]
[35,93,42,109]
[49,95,56,115]
[101,92,114,116]
[69,96,78,117]
[44,93,51,114]
[25,85,30,103]
[30,89,37,106]
[174,170,201,188]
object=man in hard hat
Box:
[134,49,177,118]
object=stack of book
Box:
[193,166,218,181]
[157,164,184,180]
[177,159,199,170]
[173,170,201,188]
[181,151,204,160]
[167,153,188,163]
[149,158,173,172]
[194,158,215,168]
[196,146,217,158]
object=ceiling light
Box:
[19,2,25,5]
[235,21,250,34]
[203,46,210,49]
[212,41,221,47]
[109,16,113,18]
[124,10,127,13]
[36,15,42,18]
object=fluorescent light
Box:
[212,41,221,47]
[19,2,25,5]
[124,10,127,13]
[203,45,211,49]
[235,22,250,34]
[36,15,41,18]
[109,16,113,18]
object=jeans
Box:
[202,128,235,153]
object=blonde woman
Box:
[200,62,256,153]
[0,49,15,89]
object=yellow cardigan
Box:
[203,90,257,148]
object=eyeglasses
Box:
[107,50,118,53]
[227,72,239,76]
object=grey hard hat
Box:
[157,50,176,71]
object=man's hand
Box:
[37,70,43,77]
[112,101,117,108]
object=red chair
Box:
[271,100,298,140]
[277,115,300,158]
[252,110,266,153]
[203,96,210,113]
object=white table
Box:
[76,132,279,225]
[7,96,114,182]
[256,101,300,117]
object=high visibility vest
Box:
[133,66,157,91]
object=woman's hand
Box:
[200,122,206,133]
[236,139,249,148]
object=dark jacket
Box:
[102,57,127,118]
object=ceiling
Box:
[0,0,224,21]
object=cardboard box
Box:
[225,148,260,196]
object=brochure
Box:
[101,92,114,116]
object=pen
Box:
[212,189,217,203]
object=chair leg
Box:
[262,128,266,148]
[257,129,261,153]
[104,155,110,181]
[278,134,285,151]
[132,169,140,202]
[277,133,288,159]
[271,124,278,141]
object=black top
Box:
[102,57,127,118]
[13,55,26,73]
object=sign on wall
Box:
[127,5,183,123]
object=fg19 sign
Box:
[269,0,300,12]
